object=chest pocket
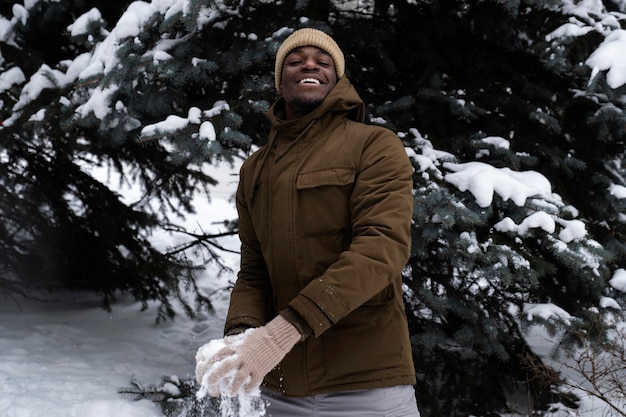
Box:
[296,166,355,237]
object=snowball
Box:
[194,333,266,417]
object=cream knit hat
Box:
[274,28,345,91]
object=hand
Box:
[195,315,301,397]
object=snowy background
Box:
[2,0,626,416]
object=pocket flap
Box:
[296,166,355,190]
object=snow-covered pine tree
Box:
[2,0,626,415]
[0,0,264,320]
[377,1,626,415]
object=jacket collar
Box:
[265,76,365,134]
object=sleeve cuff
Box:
[279,307,313,340]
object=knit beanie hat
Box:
[274,28,345,91]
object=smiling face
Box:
[278,46,338,120]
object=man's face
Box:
[279,46,338,120]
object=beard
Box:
[288,96,324,116]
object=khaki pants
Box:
[260,385,420,417]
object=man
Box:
[195,27,419,416]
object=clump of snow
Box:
[500,215,592,266]
[67,8,103,37]
[562,0,614,25]
[478,135,510,150]
[204,100,230,118]
[518,211,556,235]
[543,2,626,89]
[0,66,25,93]
[609,183,626,199]
[0,16,11,46]
[200,121,217,142]
[4,52,91,124]
[586,29,626,88]
[524,303,573,326]
[75,85,116,120]
[609,268,626,292]
[141,107,202,136]
[195,333,266,417]
[138,104,223,145]
[443,161,552,208]
[11,4,28,26]
[545,21,594,41]
[494,217,517,233]
[599,296,621,310]
[557,218,587,243]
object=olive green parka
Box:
[225,76,416,396]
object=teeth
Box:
[299,78,321,84]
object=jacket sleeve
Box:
[288,128,414,337]
[223,163,273,335]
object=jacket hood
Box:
[266,76,365,130]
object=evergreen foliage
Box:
[2,0,626,415]
[119,375,225,416]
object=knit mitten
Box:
[195,315,301,397]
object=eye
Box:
[286,58,302,66]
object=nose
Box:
[302,57,318,70]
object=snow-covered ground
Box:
[0,290,221,417]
